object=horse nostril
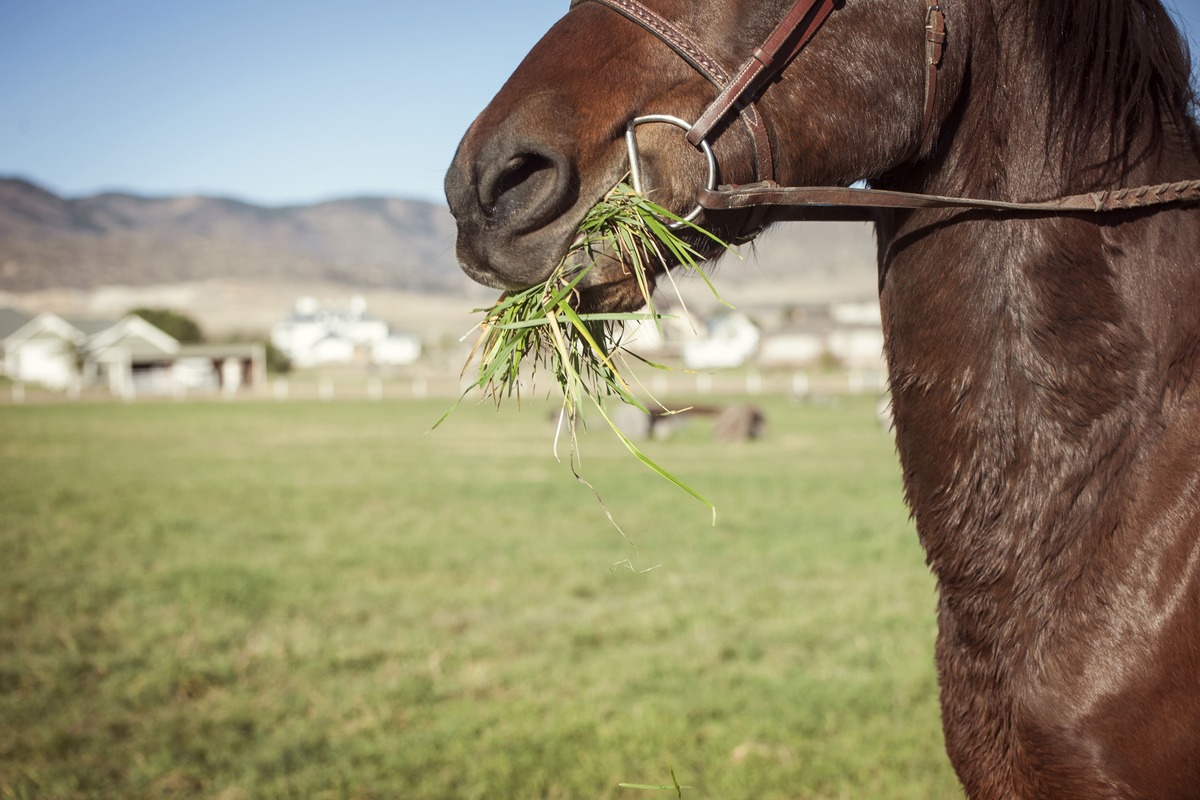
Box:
[486,153,551,207]
[479,148,571,233]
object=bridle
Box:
[569,0,1200,230]
[570,0,864,224]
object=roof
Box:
[0,308,33,339]
[87,315,179,359]
[64,317,121,337]
[178,343,264,359]
[4,312,88,345]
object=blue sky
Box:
[3,0,1200,207]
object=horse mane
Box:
[1032,0,1198,172]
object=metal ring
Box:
[624,114,718,226]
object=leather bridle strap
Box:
[569,0,837,183]
[568,0,946,192]
[569,0,725,84]
[568,0,772,179]
[686,0,836,147]
[698,179,1200,221]
[917,1,947,155]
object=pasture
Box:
[0,394,961,799]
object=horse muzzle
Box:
[443,98,592,291]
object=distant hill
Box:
[0,176,879,299]
[0,177,465,293]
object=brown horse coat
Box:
[444,1,1200,796]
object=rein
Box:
[571,0,1200,229]
[699,179,1200,223]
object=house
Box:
[0,309,265,397]
[271,296,421,368]
[756,301,885,371]
[85,314,182,396]
[371,334,422,367]
[757,322,827,368]
[170,343,266,394]
[682,311,761,370]
[2,312,89,390]
[0,308,34,377]
[827,326,886,370]
[614,294,706,358]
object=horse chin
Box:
[575,270,660,314]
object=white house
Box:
[619,311,702,357]
[830,300,883,327]
[2,312,81,389]
[753,300,885,371]
[757,327,827,368]
[307,333,357,367]
[827,326,886,370]
[86,315,181,396]
[0,308,34,377]
[371,334,422,366]
[0,309,265,397]
[682,311,761,370]
[271,296,421,368]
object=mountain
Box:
[0,176,879,300]
[0,177,465,293]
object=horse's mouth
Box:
[571,253,662,314]
[562,218,729,314]
[448,138,730,315]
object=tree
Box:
[130,308,204,343]
[264,341,292,374]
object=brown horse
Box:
[444,1,1200,796]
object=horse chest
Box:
[879,218,1200,796]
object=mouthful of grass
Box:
[440,182,734,524]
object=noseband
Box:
[569,0,1200,227]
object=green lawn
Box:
[0,394,962,799]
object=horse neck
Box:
[877,10,1200,625]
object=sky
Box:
[3,0,1200,208]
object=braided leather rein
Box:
[699,179,1200,223]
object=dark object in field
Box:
[615,403,767,443]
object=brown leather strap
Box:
[571,0,777,180]
[571,0,942,187]
[572,0,840,181]
[916,1,946,156]
[687,0,836,145]
[570,0,725,84]
[698,180,1200,222]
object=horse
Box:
[443,1,1200,796]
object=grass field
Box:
[0,394,962,799]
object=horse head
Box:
[444,0,955,311]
